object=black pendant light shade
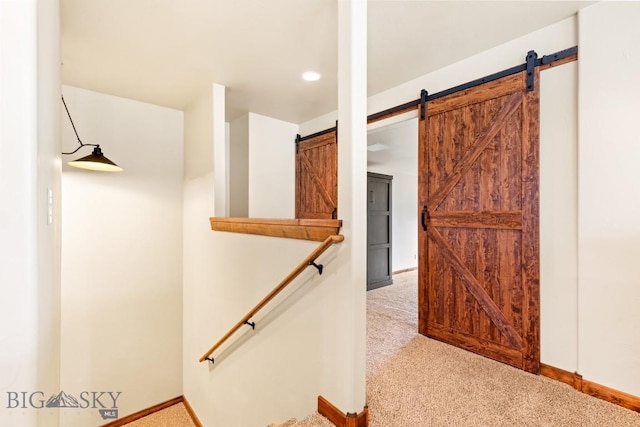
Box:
[67,146,123,172]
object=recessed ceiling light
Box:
[367,143,389,152]
[302,71,321,82]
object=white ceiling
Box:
[368,118,418,174]
[61,0,593,124]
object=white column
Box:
[336,0,367,412]
[0,1,61,426]
[213,83,228,216]
[37,0,62,425]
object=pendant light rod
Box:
[61,95,123,172]
[61,95,98,155]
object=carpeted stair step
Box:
[267,412,333,427]
[266,418,299,427]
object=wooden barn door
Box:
[295,130,337,219]
[418,71,540,373]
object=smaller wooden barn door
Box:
[418,71,540,373]
[295,130,337,219]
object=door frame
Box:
[366,171,394,290]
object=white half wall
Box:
[185,90,345,425]
[60,86,184,426]
[182,10,369,416]
[577,2,640,396]
[248,112,298,218]
[0,2,61,426]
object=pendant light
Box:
[61,95,123,172]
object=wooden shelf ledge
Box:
[209,217,342,242]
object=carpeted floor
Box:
[366,269,418,378]
[365,270,640,427]
[123,402,196,427]
[129,270,640,427]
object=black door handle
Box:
[421,205,428,231]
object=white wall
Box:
[539,61,578,370]
[230,112,297,218]
[577,2,640,396]
[184,229,353,426]
[229,114,249,217]
[300,17,579,134]
[60,86,184,425]
[389,171,418,272]
[248,113,298,218]
[303,17,580,374]
[0,2,61,426]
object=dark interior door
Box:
[367,172,393,290]
[418,70,540,373]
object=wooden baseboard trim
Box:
[101,395,203,427]
[541,363,639,412]
[540,363,583,390]
[101,396,183,427]
[318,395,368,427]
[392,267,417,275]
[582,379,640,412]
[182,396,204,427]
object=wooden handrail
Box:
[199,234,344,363]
